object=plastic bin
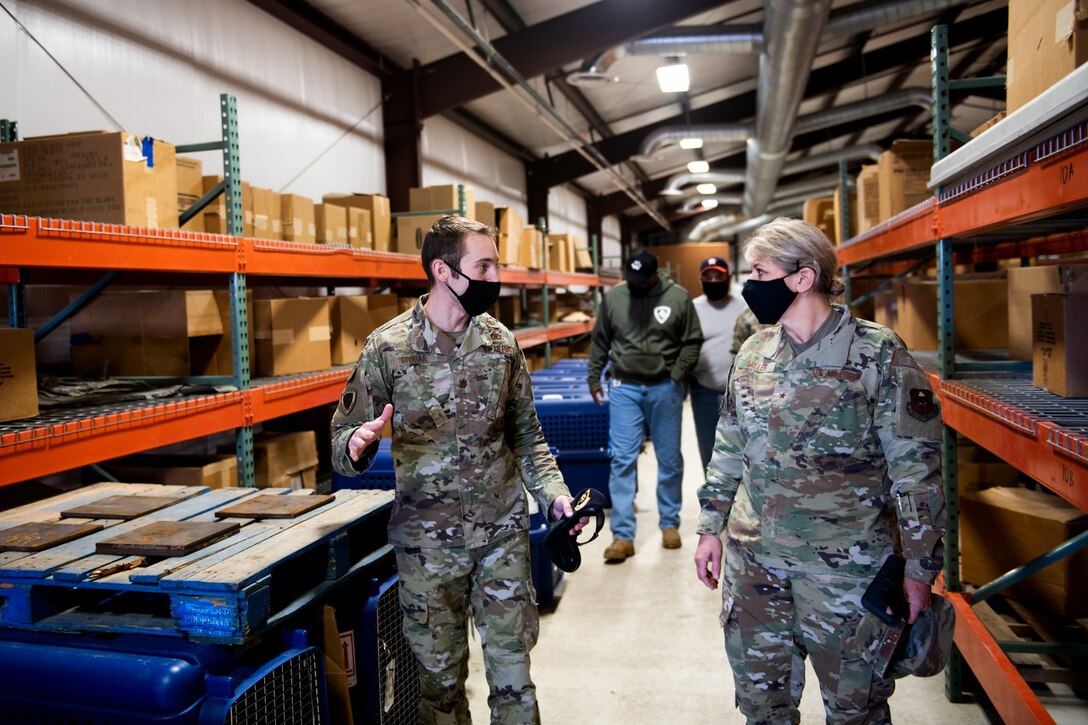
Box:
[557,450,612,507]
[0,628,327,724]
[333,438,395,490]
[534,393,609,452]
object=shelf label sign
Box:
[0,150,18,182]
[340,628,358,687]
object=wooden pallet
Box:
[0,482,392,644]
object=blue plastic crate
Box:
[529,519,563,608]
[333,439,396,490]
[534,393,609,452]
[547,359,589,370]
[557,450,612,508]
[0,628,327,724]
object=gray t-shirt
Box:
[692,294,745,392]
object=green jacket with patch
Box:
[587,277,703,386]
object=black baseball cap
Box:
[624,250,659,284]
[700,256,730,274]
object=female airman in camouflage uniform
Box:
[694,218,946,724]
[332,216,578,724]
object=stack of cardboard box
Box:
[1006,0,1088,113]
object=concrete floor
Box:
[462,401,1083,723]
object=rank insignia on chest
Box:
[908,388,937,421]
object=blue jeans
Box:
[607,377,685,541]
[689,381,725,476]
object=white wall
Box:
[420,115,527,216]
[1,0,385,200]
[601,216,622,272]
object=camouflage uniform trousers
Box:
[396,531,541,725]
[722,544,895,725]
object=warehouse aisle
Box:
[465,400,993,724]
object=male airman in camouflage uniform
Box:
[695,218,945,724]
[730,306,762,356]
[332,216,575,724]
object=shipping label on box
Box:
[0,328,38,423]
[253,297,332,376]
[1008,264,1088,359]
[1032,292,1088,397]
[0,131,179,229]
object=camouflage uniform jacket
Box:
[331,296,570,549]
[696,305,946,583]
[731,307,762,356]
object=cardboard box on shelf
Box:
[107,454,238,489]
[0,131,178,229]
[856,164,881,233]
[803,197,836,244]
[208,290,254,378]
[323,194,391,252]
[253,297,332,377]
[961,485,1088,618]
[330,294,399,365]
[519,225,543,269]
[546,233,578,273]
[574,245,594,271]
[316,203,348,245]
[251,187,282,240]
[1032,293,1088,397]
[497,208,524,265]
[347,207,372,250]
[202,176,253,237]
[496,296,522,327]
[252,430,319,489]
[396,213,444,255]
[0,328,38,424]
[1008,264,1088,359]
[176,156,205,233]
[958,445,1021,494]
[896,276,1008,350]
[877,140,932,221]
[281,194,316,244]
[1007,0,1088,113]
[70,290,225,377]
[476,200,496,226]
[410,184,476,218]
[832,185,858,245]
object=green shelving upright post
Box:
[1,120,26,329]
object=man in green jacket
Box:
[587,250,703,562]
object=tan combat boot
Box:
[662,527,681,549]
[603,538,635,562]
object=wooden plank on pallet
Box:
[214,493,334,519]
[96,520,241,557]
[0,522,104,552]
[0,487,259,578]
[160,490,390,590]
[0,484,201,531]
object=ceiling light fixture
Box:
[679,137,703,150]
[701,199,720,209]
[687,160,709,174]
[696,183,717,195]
[656,61,689,94]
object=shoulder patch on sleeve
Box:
[890,347,922,370]
[338,389,357,416]
[895,366,942,440]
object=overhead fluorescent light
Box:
[687,160,709,174]
[656,62,689,93]
[679,137,703,150]
[701,199,720,209]
[696,183,717,195]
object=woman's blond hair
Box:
[743,217,846,297]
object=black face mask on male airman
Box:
[446,265,501,316]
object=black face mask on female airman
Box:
[741,272,798,324]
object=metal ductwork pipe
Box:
[825,0,968,37]
[681,194,745,212]
[627,24,763,56]
[795,89,933,135]
[638,124,752,159]
[782,144,883,175]
[661,170,747,196]
[744,0,833,217]
[772,172,841,199]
